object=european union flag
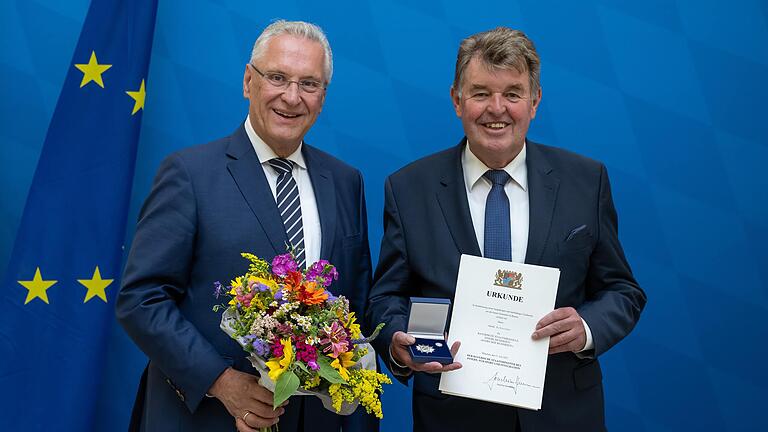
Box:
[0,0,157,429]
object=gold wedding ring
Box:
[242,411,253,424]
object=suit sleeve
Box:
[349,170,374,333]
[115,154,229,413]
[341,171,379,432]
[366,176,412,379]
[577,164,647,356]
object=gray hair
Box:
[250,20,333,84]
[452,27,540,102]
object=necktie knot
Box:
[483,169,511,187]
[268,158,294,175]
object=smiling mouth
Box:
[482,122,509,130]
[274,109,301,119]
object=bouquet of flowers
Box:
[214,251,391,422]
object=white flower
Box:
[249,312,278,340]
[273,301,299,319]
[290,313,313,331]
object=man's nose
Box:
[487,93,505,114]
[281,82,301,105]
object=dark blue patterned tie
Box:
[269,158,306,268]
[483,169,512,261]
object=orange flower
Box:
[296,281,328,305]
[280,271,302,298]
[284,271,302,289]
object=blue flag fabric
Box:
[0,0,157,429]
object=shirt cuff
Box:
[389,344,412,376]
[575,318,595,358]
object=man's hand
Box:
[390,331,462,373]
[531,307,587,354]
[208,367,286,430]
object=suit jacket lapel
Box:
[303,145,337,260]
[525,141,560,265]
[436,140,482,257]
[225,125,287,254]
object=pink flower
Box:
[320,321,349,358]
[306,260,339,287]
[270,339,284,358]
[295,340,318,365]
[271,253,298,277]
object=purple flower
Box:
[307,360,319,371]
[251,339,271,357]
[306,260,339,287]
[213,281,224,298]
[272,253,298,277]
[274,289,284,303]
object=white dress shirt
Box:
[462,141,593,353]
[244,116,321,266]
[462,142,530,262]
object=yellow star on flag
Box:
[74,51,112,88]
[126,79,146,115]
[78,266,114,303]
[18,267,58,305]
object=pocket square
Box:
[565,224,588,241]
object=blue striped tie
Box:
[483,169,512,261]
[269,158,306,268]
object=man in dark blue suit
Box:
[116,20,376,432]
[366,27,646,431]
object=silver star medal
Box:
[416,344,435,354]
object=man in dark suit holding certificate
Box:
[366,27,646,431]
[116,20,376,432]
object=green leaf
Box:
[316,355,347,384]
[273,370,300,408]
[294,361,309,373]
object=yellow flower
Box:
[249,276,277,292]
[348,322,362,339]
[337,311,362,339]
[227,283,238,306]
[231,276,244,289]
[347,369,391,419]
[328,383,344,412]
[265,338,293,381]
[304,374,321,389]
[330,350,355,381]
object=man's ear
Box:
[450,86,462,117]
[530,86,542,119]
[243,65,252,99]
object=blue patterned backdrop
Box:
[2,0,766,430]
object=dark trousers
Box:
[280,395,380,432]
[413,392,520,432]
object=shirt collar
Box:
[244,115,307,170]
[463,140,528,192]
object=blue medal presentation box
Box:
[406,297,453,364]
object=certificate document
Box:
[438,254,560,410]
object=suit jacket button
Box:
[176,388,185,402]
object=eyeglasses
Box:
[249,63,326,94]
